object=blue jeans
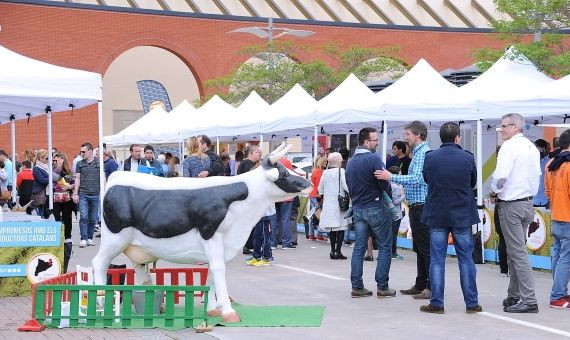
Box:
[550,220,570,301]
[78,194,100,240]
[429,227,478,308]
[309,197,319,237]
[272,202,293,247]
[350,204,392,290]
[253,217,273,260]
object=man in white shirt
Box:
[490,113,541,314]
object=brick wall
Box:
[0,2,504,158]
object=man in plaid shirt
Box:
[376,121,431,299]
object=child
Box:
[389,166,405,260]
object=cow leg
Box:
[199,233,239,322]
[92,229,131,285]
[205,270,222,317]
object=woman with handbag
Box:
[52,152,75,245]
[318,152,350,260]
[31,149,50,217]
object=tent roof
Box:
[263,84,317,133]
[103,106,169,145]
[0,45,102,124]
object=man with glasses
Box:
[490,113,541,313]
[346,127,395,298]
[72,143,101,248]
[376,121,431,300]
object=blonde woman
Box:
[183,137,211,178]
[318,152,349,260]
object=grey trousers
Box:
[498,200,537,305]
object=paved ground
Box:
[1,220,569,340]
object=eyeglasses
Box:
[501,123,515,129]
[80,150,89,154]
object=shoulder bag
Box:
[337,168,350,212]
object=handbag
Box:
[337,168,350,212]
[53,191,71,203]
[1,189,10,201]
[31,189,47,208]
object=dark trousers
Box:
[252,218,273,260]
[53,200,74,240]
[494,206,508,274]
[329,230,345,254]
[410,205,430,291]
[392,219,402,254]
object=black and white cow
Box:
[92,143,312,322]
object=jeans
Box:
[429,227,478,308]
[78,194,99,240]
[272,202,293,247]
[350,203,392,290]
[309,197,319,237]
[550,220,570,301]
[253,217,273,260]
[410,205,431,290]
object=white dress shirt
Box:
[491,133,541,201]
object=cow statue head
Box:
[261,142,313,200]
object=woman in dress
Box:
[182,137,211,178]
[318,152,349,260]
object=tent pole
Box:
[98,101,105,220]
[10,116,16,204]
[382,121,388,164]
[476,119,484,262]
[46,108,53,212]
[346,133,350,149]
[313,125,318,163]
[260,133,263,153]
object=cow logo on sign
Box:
[526,209,547,253]
[26,253,61,284]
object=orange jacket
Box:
[545,159,570,222]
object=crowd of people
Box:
[0,114,568,313]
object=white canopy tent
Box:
[230,91,270,142]
[104,106,170,145]
[0,44,102,211]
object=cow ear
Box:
[265,167,279,182]
[261,155,274,169]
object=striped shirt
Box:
[76,158,100,195]
[391,141,429,205]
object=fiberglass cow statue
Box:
[92,143,312,322]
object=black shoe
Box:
[466,304,483,314]
[351,287,373,298]
[330,252,337,260]
[364,255,373,261]
[95,233,101,238]
[504,302,539,313]
[420,304,445,314]
[502,297,520,307]
[242,247,252,255]
[335,252,347,260]
[400,286,422,295]
[291,241,298,246]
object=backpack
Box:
[207,152,225,176]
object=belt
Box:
[497,196,533,203]
[409,203,424,208]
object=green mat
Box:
[45,304,325,330]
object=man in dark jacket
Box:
[141,145,164,177]
[198,135,225,176]
[122,144,142,172]
[419,122,481,314]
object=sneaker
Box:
[351,287,373,298]
[413,289,431,300]
[502,297,519,307]
[245,257,259,266]
[466,304,483,314]
[420,304,445,314]
[79,240,87,248]
[282,245,296,249]
[87,239,95,246]
[391,254,404,260]
[499,272,509,277]
[252,259,271,266]
[503,302,539,313]
[377,288,396,297]
[400,286,422,295]
[550,297,570,309]
[364,255,374,261]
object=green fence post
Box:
[51,290,62,327]
[69,289,80,327]
[165,290,175,328]
[103,289,114,326]
[184,288,194,328]
[122,289,132,327]
[35,289,45,324]
[86,289,97,327]
[144,289,154,327]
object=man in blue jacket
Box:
[346,127,395,298]
[419,122,481,314]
